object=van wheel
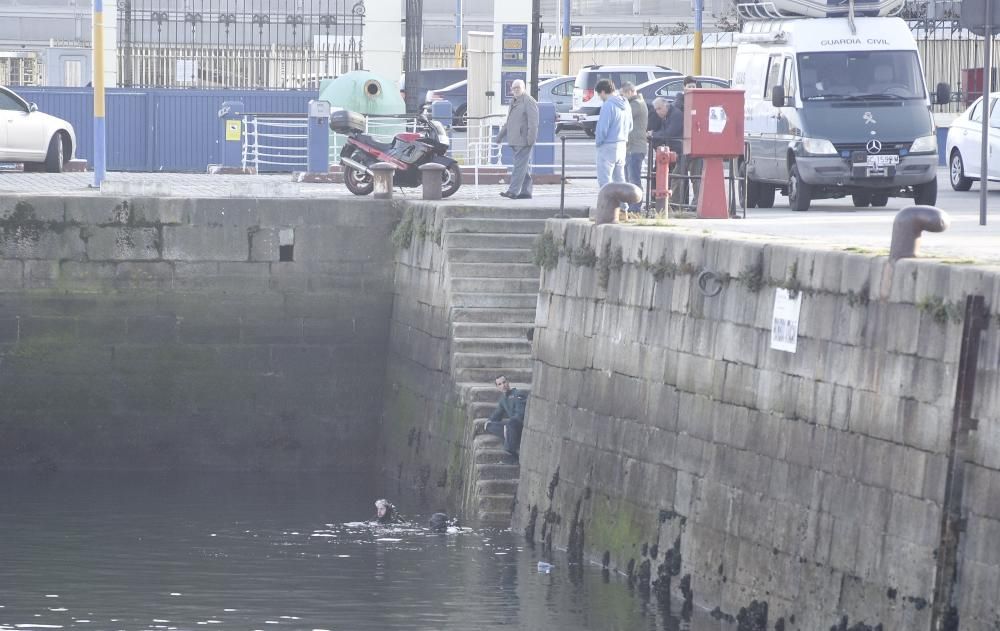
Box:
[949,151,973,191]
[788,163,812,212]
[913,177,937,205]
[44,133,65,173]
[738,161,758,209]
[756,184,776,208]
[870,191,890,207]
[852,192,872,207]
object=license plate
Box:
[867,155,899,167]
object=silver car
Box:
[539,76,575,115]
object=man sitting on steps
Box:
[484,375,528,463]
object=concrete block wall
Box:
[0,195,398,471]
[513,219,1000,629]
[378,202,471,512]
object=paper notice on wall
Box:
[770,288,802,353]
[708,106,727,134]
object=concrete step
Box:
[446,218,549,234]
[479,494,517,513]
[477,478,519,496]
[455,366,532,383]
[447,248,536,264]
[452,322,534,339]
[451,293,537,309]
[444,232,538,250]
[471,401,500,418]
[476,463,521,480]
[461,383,532,403]
[449,262,539,279]
[449,277,540,294]
[453,353,533,370]
[453,337,531,355]
[451,307,537,324]
[478,510,514,527]
[474,448,518,465]
[473,430,503,447]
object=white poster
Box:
[708,106,727,134]
[770,288,802,353]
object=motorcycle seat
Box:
[395,132,421,142]
[352,134,393,152]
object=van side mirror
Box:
[771,85,785,108]
[935,82,951,105]
[28,102,37,112]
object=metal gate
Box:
[117,0,366,90]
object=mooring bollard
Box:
[420,163,446,200]
[889,205,950,260]
[591,183,643,225]
[371,162,396,200]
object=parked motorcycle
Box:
[331,110,462,198]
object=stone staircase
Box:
[442,212,552,527]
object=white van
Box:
[733,16,943,211]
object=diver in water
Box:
[374,498,399,524]
[428,512,457,533]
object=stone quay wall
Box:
[0,195,398,471]
[378,203,472,512]
[512,219,1000,630]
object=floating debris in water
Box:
[538,561,554,573]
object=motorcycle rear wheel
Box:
[441,163,462,198]
[344,163,374,196]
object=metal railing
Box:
[235,109,739,216]
[240,112,420,171]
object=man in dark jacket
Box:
[648,97,683,154]
[670,77,703,207]
[484,375,528,461]
[496,79,540,200]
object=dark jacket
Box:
[650,102,684,153]
[490,388,528,425]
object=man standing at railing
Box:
[621,82,648,215]
[594,79,633,208]
[495,79,539,200]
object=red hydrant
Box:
[653,146,678,212]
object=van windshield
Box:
[797,51,926,101]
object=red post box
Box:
[683,88,746,219]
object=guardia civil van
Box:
[733,6,946,211]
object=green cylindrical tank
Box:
[320,70,407,157]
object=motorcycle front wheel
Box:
[344,163,374,196]
[441,163,462,198]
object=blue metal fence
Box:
[15,87,313,172]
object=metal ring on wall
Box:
[697,271,723,297]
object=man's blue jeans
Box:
[596,142,626,189]
[625,152,645,211]
[486,418,523,455]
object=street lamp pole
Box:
[694,0,703,75]
[92,0,106,188]
[561,0,570,76]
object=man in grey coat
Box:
[621,82,648,213]
[495,79,539,199]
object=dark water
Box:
[0,473,731,631]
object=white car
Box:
[946,92,1000,191]
[0,85,75,172]
[558,64,679,136]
